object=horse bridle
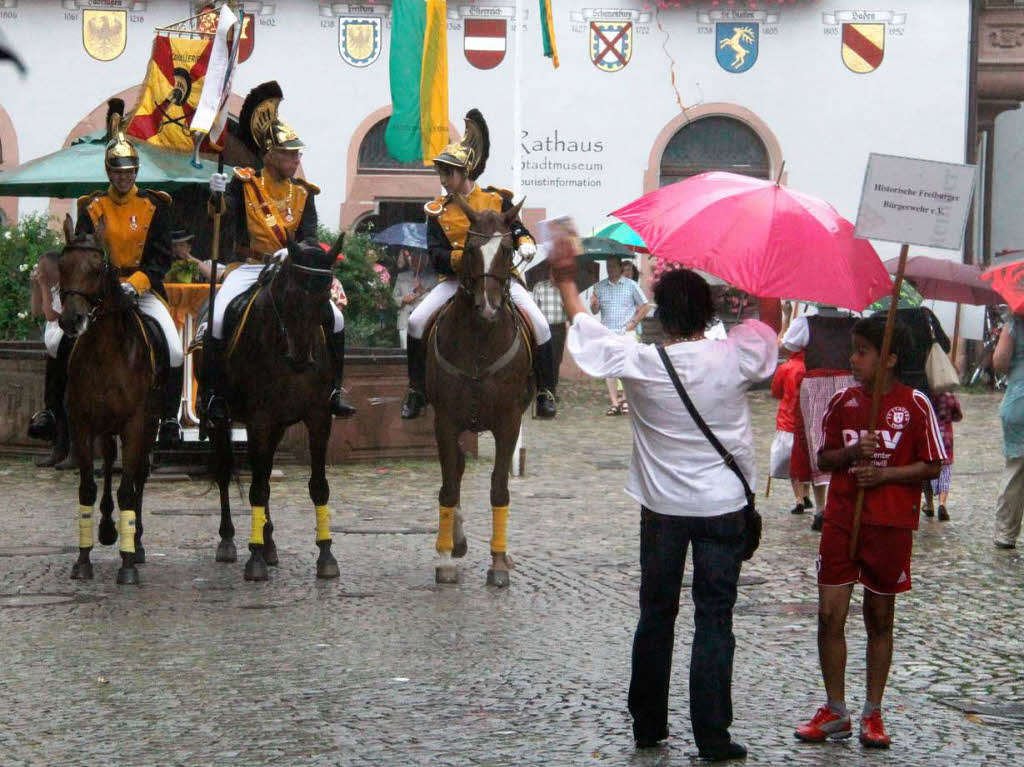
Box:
[58,245,119,322]
[459,229,519,297]
[264,250,335,367]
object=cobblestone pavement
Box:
[0,383,1022,767]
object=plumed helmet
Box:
[238,81,305,154]
[433,109,489,181]
[104,98,140,170]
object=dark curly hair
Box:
[653,268,716,339]
[852,314,911,375]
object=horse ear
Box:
[62,214,75,245]
[452,192,478,225]
[94,214,107,243]
[504,197,526,226]
[327,231,345,262]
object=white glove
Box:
[120,281,139,299]
[209,172,228,194]
[517,242,537,262]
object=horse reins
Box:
[264,252,333,367]
[459,229,520,298]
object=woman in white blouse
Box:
[548,239,777,761]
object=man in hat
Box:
[204,81,355,424]
[75,99,184,448]
[171,229,194,261]
[400,109,558,420]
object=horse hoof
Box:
[264,544,279,567]
[316,556,340,580]
[486,568,510,588]
[98,519,117,546]
[244,557,269,582]
[134,546,146,565]
[435,564,459,584]
[70,561,93,580]
[116,566,140,586]
[215,540,237,563]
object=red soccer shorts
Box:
[817,519,914,595]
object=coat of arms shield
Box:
[83,9,127,62]
[716,22,758,73]
[589,21,632,73]
[339,16,381,68]
[842,23,884,73]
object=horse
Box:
[426,195,535,587]
[196,236,342,582]
[57,214,165,585]
[719,26,755,69]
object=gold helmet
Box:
[434,109,489,181]
[104,98,140,170]
[238,81,305,155]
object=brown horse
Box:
[426,196,535,587]
[197,237,341,582]
[58,215,163,585]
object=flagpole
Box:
[511,0,526,477]
[200,153,225,442]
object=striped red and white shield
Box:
[464,18,506,70]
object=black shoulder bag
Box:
[656,344,762,560]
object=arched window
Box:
[659,116,770,187]
[358,118,435,175]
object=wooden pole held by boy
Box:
[849,242,909,557]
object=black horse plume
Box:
[105,98,125,141]
[465,109,489,181]
[237,81,284,155]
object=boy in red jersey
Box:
[794,315,945,749]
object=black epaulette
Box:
[76,190,104,211]
[483,185,514,203]
[292,178,320,195]
[142,189,172,206]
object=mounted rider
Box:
[204,81,356,423]
[75,99,183,448]
[401,109,558,420]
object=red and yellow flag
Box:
[126,35,213,153]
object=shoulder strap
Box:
[656,344,755,505]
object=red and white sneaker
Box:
[794,705,852,742]
[859,710,891,748]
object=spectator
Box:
[171,229,194,261]
[771,349,812,515]
[530,262,568,394]
[392,249,435,349]
[26,252,76,469]
[549,236,776,760]
[925,391,962,521]
[993,318,1024,548]
[589,256,651,415]
[621,259,639,281]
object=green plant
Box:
[0,214,65,340]
[318,225,398,347]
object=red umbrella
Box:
[883,255,999,305]
[981,260,1024,314]
[611,171,892,311]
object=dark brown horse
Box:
[426,197,535,587]
[58,215,163,585]
[196,237,341,582]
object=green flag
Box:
[385,0,427,162]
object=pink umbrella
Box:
[611,171,892,311]
[882,255,999,306]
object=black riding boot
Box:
[54,407,79,471]
[401,336,427,419]
[534,340,558,419]
[28,353,65,442]
[327,329,357,418]
[199,337,230,439]
[158,365,184,449]
[36,405,69,467]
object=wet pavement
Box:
[0,383,1021,766]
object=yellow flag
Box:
[420,0,449,165]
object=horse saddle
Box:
[134,310,168,376]
[223,284,263,359]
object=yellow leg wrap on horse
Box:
[436,505,455,554]
[78,505,94,548]
[491,506,509,554]
[250,506,267,545]
[119,510,136,554]
[315,504,331,542]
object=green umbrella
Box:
[0,132,231,198]
[865,281,923,312]
[577,236,637,263]
[592,220,648,252]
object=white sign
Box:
[855,154,977,250]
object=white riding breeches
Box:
[139,292,183,367]
[406,280,551,344]
[44,320,63,359]
[211,263,344,339]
